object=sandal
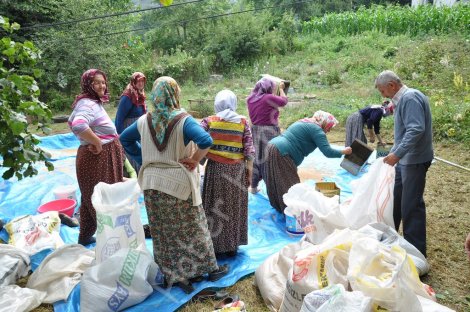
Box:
[189,275,204,283]
[193,289,229,302]
[176,280,194,294]
[208,264,229,282]
[214,295,243,310]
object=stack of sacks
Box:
[283,161,396,246]
[280,231,436,312]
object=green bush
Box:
[147,48,213,84]
[0,17,53,179]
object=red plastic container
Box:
[38,199,77,217]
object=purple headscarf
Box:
[247,77,276,103]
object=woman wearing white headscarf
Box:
[200,90,255,257]
[265,111,352,213]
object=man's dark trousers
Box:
[393,161,432,257]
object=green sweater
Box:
[270,121,343,166]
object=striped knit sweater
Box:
[137,114,201,206]
[201,116,254,164]
[68,98,118,145]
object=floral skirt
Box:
[143,190,218,284]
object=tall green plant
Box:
[303,4,470,36]
[0,17,53,180]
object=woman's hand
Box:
[88,142,103,155]
[179,157,198,171]
[279,81,285,90]
[342,147,352,155]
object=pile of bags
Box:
[255,161,453,312]
[0,179,163,312]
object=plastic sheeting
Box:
[0,133,366,312]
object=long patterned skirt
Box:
[345,111,366,147]
[202,159,248,254]
[251,125,280,188]
[76,139,123,242]
[265,144,300,214]
[143,190,218,284]
[123,117,141,174]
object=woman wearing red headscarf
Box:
[68,69,124,246]
[115,72,147,173]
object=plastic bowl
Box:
[38,199,77,217]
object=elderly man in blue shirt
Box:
[375,70,434,258]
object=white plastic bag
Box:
[300,284,372,312]
[359,223,430,276]
[4,211,64,255]
[347,237,435,312]
[0,285,46,312]
[81,248,163,312]
[283,183,347,244]
[280,228,369,312]
[26,244,95,303]
[340,160,395,229]
[0,244,30,286]
[255,237,314,311]
[92,179,146,263]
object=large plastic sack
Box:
[280,228,373,312]
[359,223,430,276]
[0,285,46,312]
[340,160,395,229]
[0,244,30,286]
[92,179,146,263]
[80,248,164,312]
[283,183,347,244]
[255,237,314,311]
[300,284,372,312]
[347,237,435,312]
[26,244,95,303]
[4,211,64,255]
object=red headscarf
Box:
[121,72,147,112]
[71,69,109,108]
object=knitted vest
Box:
[206,116,246,164]
[137,114,201,206]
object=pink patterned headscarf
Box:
[300,110,338,132]
[122,72,147,111]
[72,69,109,108]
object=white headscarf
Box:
[214,89,242,123]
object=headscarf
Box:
[150,76,184,145]
[384,100,394,116]
[247,77,275,103]
[214,89,242,123]
[121,72,147,111]
[72,69,109,108]
[300,110,339,132]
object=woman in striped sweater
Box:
[68,69,124,246]
[200,90,255,258]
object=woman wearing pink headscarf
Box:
[247,77,288,194]
[68,69,124,245]
[265,111,352,213]
[115,72,147,173]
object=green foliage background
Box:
[1,0,469,179]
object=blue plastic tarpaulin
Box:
[0,133,368,311]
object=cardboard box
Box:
[340,139,373,175]
[315,182,340,198]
